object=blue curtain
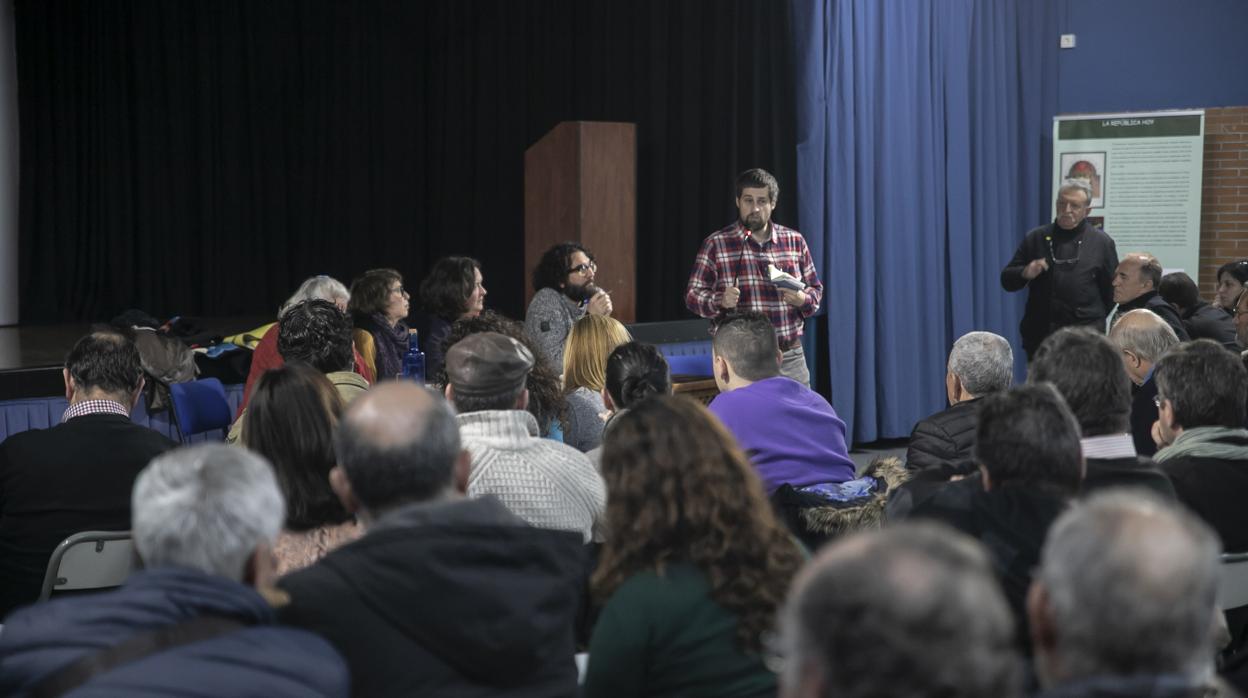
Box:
[792,0,1060,442]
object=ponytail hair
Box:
[605,342,672,409]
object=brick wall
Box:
[1200,106,1248,296]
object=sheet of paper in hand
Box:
[768,264,806,292]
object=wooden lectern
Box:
[524,121,636,323]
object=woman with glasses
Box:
[348,268,413,380]
[525,242,614,370]
[584,396,803,697]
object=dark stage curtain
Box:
[14,0,798,325]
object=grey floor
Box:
[849,438,909,475]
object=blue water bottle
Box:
[401,332,426,383]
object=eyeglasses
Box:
[567,261,597,275]
[1056,200,1088,212]
[1047,236,1082,266]
[389,285,407,296]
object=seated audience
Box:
[1108,308,1180,457]
[242,363,360,575]
[433,310,566,438]
[445,332,605,542]
[896,383,1083,642]
[906,331,1012,472]
[525,242,613,369]
[349,268,412,380]
[238,274,372,418]
[0,444,349,696]
[779,522,1022,698]
[229,299,368,442]
[586,341,673,467]
[1030,492,1228,697]
[414,256,487,379]
[1111,252,1189,341]
[278,382,584,697]
[1236,290,1248,356]
[585,395,804,698]
[562,314,632,452]
[1159,271,1239,349]
[1029,327,1175,498]
[707,312,854,493]
[1215,259,1248,311]
[1153,339,1248,552]
[0,330,175,617]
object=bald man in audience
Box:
[277,382,585,697]
[1029,492,1229,697]
[780,522,1022,698]
[1110,252,1189,341]
[1108,308,1180,457]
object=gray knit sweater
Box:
[524,287,584,370]
[457,409,605,542]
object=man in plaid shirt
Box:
[685,168,823,385]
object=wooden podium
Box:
[524,121,636,323]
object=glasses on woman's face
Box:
[389,285,408,297]
[567,261,597,276]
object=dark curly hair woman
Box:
[415,256,486,378]
[585,395,804,697]
[431,310,566,438]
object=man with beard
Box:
[685,168,824,386]
[525,242,614,370]
[1002,179,1119,360]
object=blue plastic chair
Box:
[168,378,232,442]
[665,353,713,378]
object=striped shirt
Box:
[685,221,824,346]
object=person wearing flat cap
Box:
[445,332,605,542]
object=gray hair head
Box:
[780,522,1022,698]
[1036,491,1220,685]
[1057,179,1093,208]
[132,444,285,581]
[1108,308,1179,363]
[947,331,1013,397]
[279,275,350,317]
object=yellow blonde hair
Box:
[563,315,631,393]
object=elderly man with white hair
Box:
[1029,491,1230,697]
[1108,308,1180,457]
[906,331,1013,472]
[0,445,349,696]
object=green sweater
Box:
[583,563,777,698]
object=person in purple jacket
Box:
[707,312,855,493]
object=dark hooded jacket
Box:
[0,567,348,697]
[277,495,586,698]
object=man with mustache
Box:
[685,168,824,386]
[1001,179,1119,360]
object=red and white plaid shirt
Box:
[62,399,130,424]
[685,221,824,347]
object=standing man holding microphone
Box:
[1001,179,1118,360]
[685,168,823,386]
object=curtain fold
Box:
[792,0,1059,441]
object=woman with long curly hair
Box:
[585,395,804,697]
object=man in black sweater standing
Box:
[1002,179,1118,360]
